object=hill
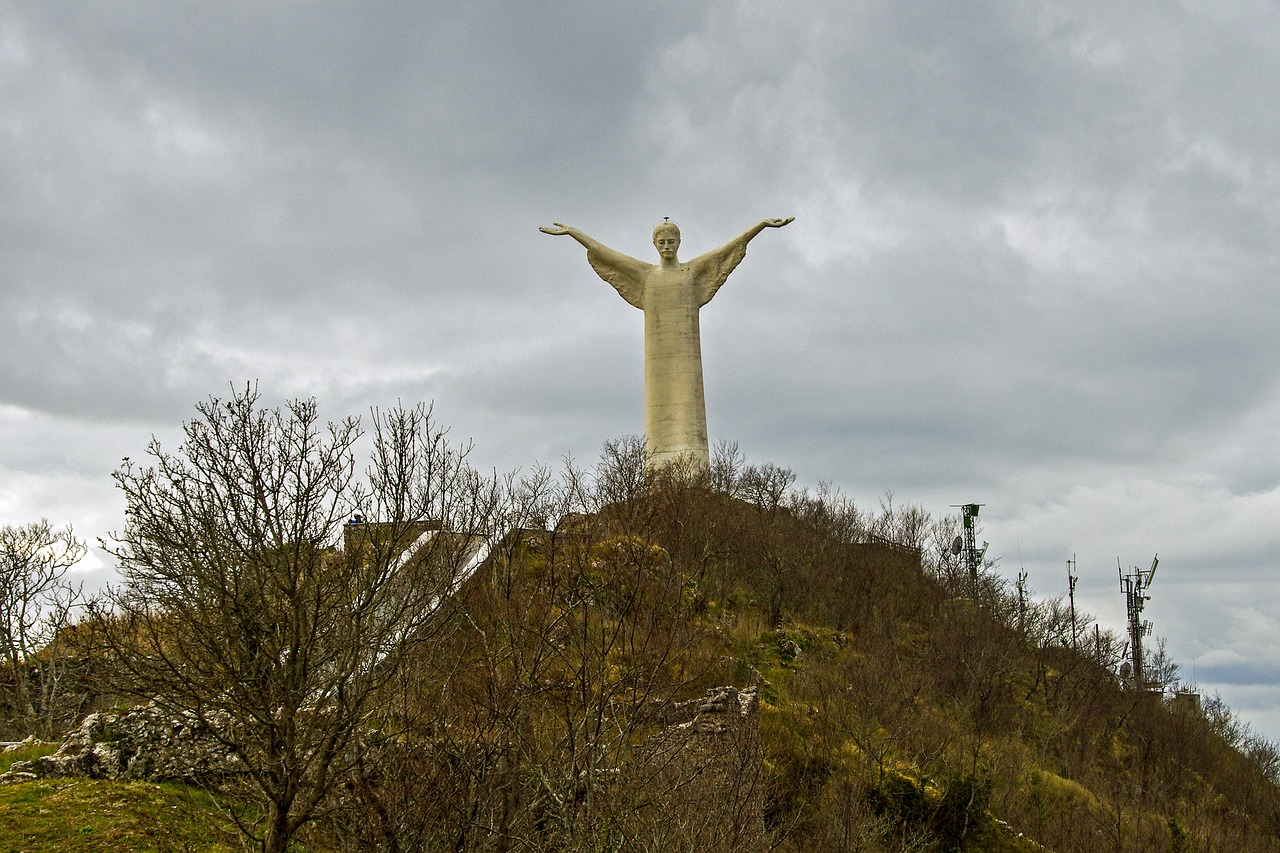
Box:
[4,445,1279,851]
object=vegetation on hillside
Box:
[2,393,1279,851]
[0,776,242,852]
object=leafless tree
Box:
[95,386,499,853]
[0,519,87,739]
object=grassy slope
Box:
[0,776,241,853]
[631,486,1280,850]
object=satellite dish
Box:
[1119,661,1132,679]
[951,536,963,555]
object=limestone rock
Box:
[0,703,242,784]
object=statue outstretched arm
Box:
[741,217,795,241]
[541,222,650,309]
[539,222,605,251]
[691,217,794,306]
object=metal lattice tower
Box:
[959,503,985,586]
[1119,555,1159,691]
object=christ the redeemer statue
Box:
[540,216,793,469]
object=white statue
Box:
[541,216,793,469]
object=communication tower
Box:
[1118,555,1159,691]
[950,503,988,588]
[1067,554,1078,652]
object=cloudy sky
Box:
[4,2,1279,738]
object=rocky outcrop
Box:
[0,703,241,783]
[634,686,765,850]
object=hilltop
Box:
[2,397,1278,851]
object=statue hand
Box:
[762,217,794,228]
[539,222,574,236]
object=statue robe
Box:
[583,234,751,468]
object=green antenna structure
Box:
[951,503,987,589]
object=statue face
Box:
[654,232,680,260]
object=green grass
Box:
[0,777,243,852]
[0,743,58,776]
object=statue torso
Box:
[643,266,701,355]
[640,265,707,460]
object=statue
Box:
[541,216,794,469]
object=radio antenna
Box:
[1118,554,1159,690]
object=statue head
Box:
[652,218,681,261]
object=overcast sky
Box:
[3,2,1279,739]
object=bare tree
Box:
[95,387,498,853]
[0,519,86,739]
[335,449,755,852]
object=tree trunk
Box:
[264,800,292,853]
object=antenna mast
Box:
[1118,554,1159,691]
[1067,554,1078,652]
[1016,567,1028,635]
[952,503,987,591]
